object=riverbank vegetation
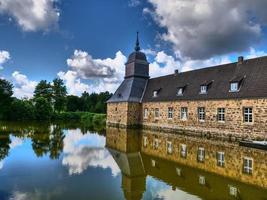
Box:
[0,78,111,122]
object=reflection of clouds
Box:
[0,161,4,170]
[9,136,24,149]
[146,176,201,200]
[9,191,28,200]
[62,129,120,176]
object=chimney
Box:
[238,56,244,65]
[174,69,179,76]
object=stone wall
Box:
[107,102,141,127]
[141,98,267,140]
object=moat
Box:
[0,122,266,200]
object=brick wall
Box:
[141,98,267,140]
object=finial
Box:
[135,31,140,52]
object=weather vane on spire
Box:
[135,31,140,52]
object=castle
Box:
[107,34,267,140]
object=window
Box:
[217,108,225,122]
[168,107,173,119]
[153,90,158,97]
[177,87,183,96]
[198,107,205,121]
[153,138,159,150]
[230,82,239,92]
[197,147,205,162]
[143,136,148,148]
[243,107,253,123]
[243,157,253,174]
[166,141,172,154]
[180,144,187,158]
[154,108,160,119]
[217,152,225,167]
[144,108,148,119]
[200,85,207,94]
[180,107,188,120]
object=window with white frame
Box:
[143,136,148,148]
[243,157,253,174]
[217,108,225,122]
[166,141,172,154]
[177,87,183,96]
[197,147,205,162]
[180,107,188,120]
[243,107,253,123]
[144,108,148,119]
[180,144,187,158]
[230,82,239,92]
[153,138,159,150]
[200,85,207,94]
[168,107,173,119]
[217,151,225,167]
[198,107,205,121]
[154,108,160,119]
[153,90,158,97]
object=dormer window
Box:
[153,90,158,97]
[230,82,239,92]
[177,87,183,96]
[200,85,207,94]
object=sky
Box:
[1,0,267,98]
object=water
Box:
[0,122,266,200]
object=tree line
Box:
[0,78,112,121]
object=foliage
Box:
[0,79,13,119]
[34,97,53,120]
[34,80,53,102]
[52,78,67,112]
[7,99,35,120]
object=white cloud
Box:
[0,50,10,68]
[245,48,267,59]
[62,129,120,176]
[12,71,37,99]
[0,160,3,170]
[0,0,60,32]
[9,136,24,149]
[145,0,267,59]
[59,50,126,95]
[128,0,141,7]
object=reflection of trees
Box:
[0,135,11,161]
[31,124,65,159]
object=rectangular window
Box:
[198,107,205,121]
[177,88,183,96]
[197,147,205,162]
[143,136,148,148]
[154,108,160,119]
[243,157,253,174]
[144,108,148,119]
[200,85,207,94]
[180,144,187,158]
[217,108,225,122]
[180,107,188,120]
[217,152,225,167]
[168,107,173,119]
[153,138,159,150]
[243,107,253,123]
[230,82,239,92]
[166,141,172,154]
[153,90,158,97]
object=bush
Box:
[7,99,35,120]
[35,97,53,120]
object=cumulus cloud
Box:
[128,0,141,7]
[12,71,37,99]
[0,50,10,65]
[59,50,126,95]
[145,0,267,59]
[0,0,60,31]
[62,129,120,176]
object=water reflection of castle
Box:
[106,127,267,200]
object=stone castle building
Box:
[107,34,267,140]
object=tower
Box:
[107,33,149,127]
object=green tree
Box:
[34,80,53,102]
[34,97,53,120]
[7,99,35,120]
[0,79,13,119]
[52,78,67,112]
[66,95,82,112]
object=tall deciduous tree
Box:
[0,79,13,119]
[52,78,67,112]
[34,80,53,102]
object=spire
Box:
[135,32,140,52]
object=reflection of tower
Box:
[106,127,146,200]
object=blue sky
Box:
[0,0,267,98]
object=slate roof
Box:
[107,77,148,103]
[142,56,267,102]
